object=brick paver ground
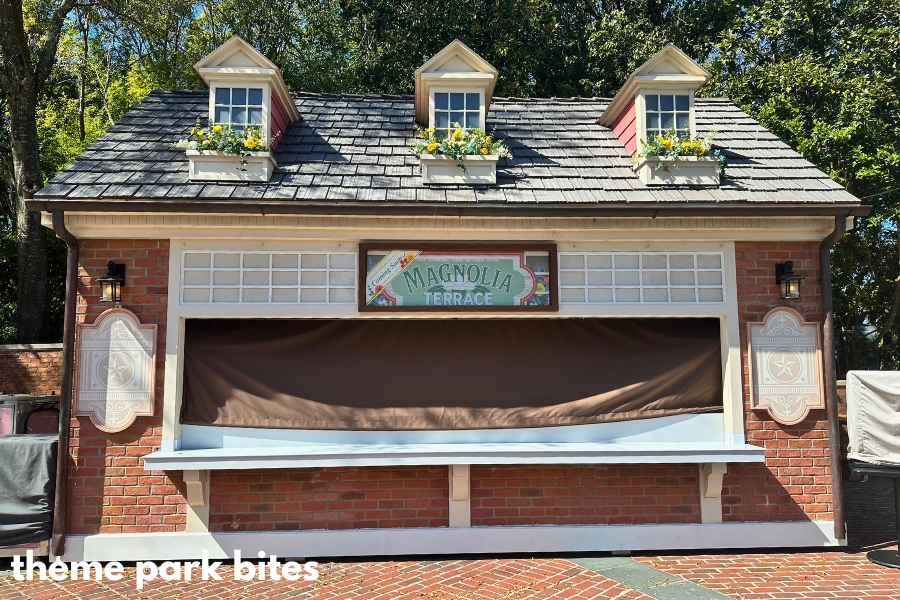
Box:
[1,476,898,599]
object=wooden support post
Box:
[699,463,727,524]
[448,464,471,527]
[184,469,210,533]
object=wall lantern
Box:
[98,261,126,303]
[775,261,802,300]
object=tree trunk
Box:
[8,94,48,343]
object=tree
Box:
[706,0,900,371]
[0,0,78,342]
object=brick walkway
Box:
[1,476,898,599]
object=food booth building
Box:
[30,38,867,561]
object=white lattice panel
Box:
[558,252,725,304]
[181,251,356,304]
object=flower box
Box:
[419,154,499,185]
[187,149,277,182]
[633,156,721,186]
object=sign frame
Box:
[747,306,825,425]
[358,242,558,312]
[74,307,158,433]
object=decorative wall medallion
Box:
[75,308,157,432]
[747,307,824,425]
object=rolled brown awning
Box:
[181,318,723,430]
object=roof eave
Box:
[27,198,870,220]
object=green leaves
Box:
[411,125,511,172]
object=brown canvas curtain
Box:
[181,318,723,430]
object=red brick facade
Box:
[727,241,832,522]
[60,239,834,536]
[67,239,186,534]
[471,465,700,526]
[209,467,449,532]
[0,345,62,395]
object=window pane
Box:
[645,95,658,111]
[232,107,247,123]
[249,108,263,124]
[215,107,230,123]
[435,93,448,110]
[646,113,659,129]
[449,112,464,127]
[660,95,674,111]
[232,88,247,105]
[661,113,675,129]
[466,93,479,110]
[675,95,689,111]
[676,113,690,130]
[248,88,263,105]
[435,112,449,129]
[215,88,230,104]
[450,93,465,110]
[465,113,480,128]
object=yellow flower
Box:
[198,129,205,137]
[245,138,258,149]
[213,125,223,132]
[426,127,435,133]
[699,147,706,156]
[452,128,461,138]
[190,127,196,135]
[481,148,488,154]
[680,141,690,149]
[427,142,438,153]
[660,139,672,150]
[484,136,492,145]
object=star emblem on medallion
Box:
[104,356,129,382]
[772,354,796,377]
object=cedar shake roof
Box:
[31,90,863,214]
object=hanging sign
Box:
[75,308,157,433]
[359,244,556,311]
[747,307,824,425]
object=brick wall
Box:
[209,467,448,531]
[471,465,700,526]
[727,241,832,522]
[70,238,832,534]
[0,345,62,395]
[67,239,186,534]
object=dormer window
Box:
[599,45,721,186]
[599,45,709,153]
[644,93,691,139]
[414,40,498,128]
[432,90,483,134]
[187,36,300,182]
[214,87,264,130]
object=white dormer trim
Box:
[598,44,710,130]
[194,36,300,125]
[415,40,498,127]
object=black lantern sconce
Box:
[775,261,802,300]
[98,261,126,303]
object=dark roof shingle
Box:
[33,90,860,208]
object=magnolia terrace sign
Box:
[360,244,557,311]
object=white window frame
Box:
[636,89,696,143]
[207,82,271,138]
[428,87,486,134]
[161,240,744,454]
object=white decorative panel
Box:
[558,252,725,304]
[75,308,157,433]
[748,307,824,425]
[181,251,356,304]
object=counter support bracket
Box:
[449,464,471,527]
[699,462,727,524]
[184,469,210,533]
